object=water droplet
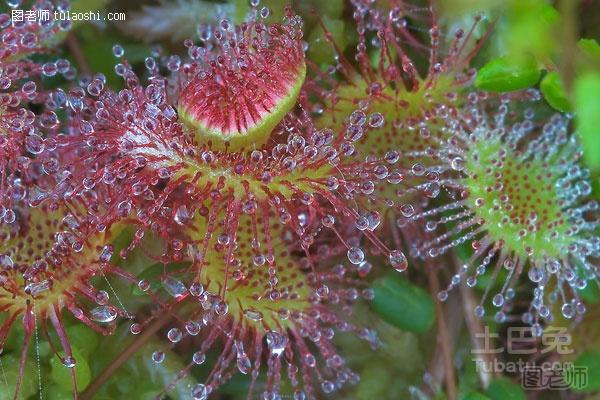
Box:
[400,204,415,217]
[531,323,543,337]
[99,245,113,262]
[24,280,50,296]
[213,299,228,315]
[25,134,44,154]
[364,211,381,231]
[528,267,545,283]
[95,290,109,305]
[474,305,485,318]
[237,355,252,374]
[112,44,124,57]
[138,279,150,292]
[368,112,385,128]
[437,291,448,302]
[492,294,504,307]
[244,309,264,322]
[185,320,201,335]
[130,323,142,335]
[191,383,208,400]
[192,351,206,364]
[294,390,306,400]
[152,351,165,363]
[266,331,287,357]
[321,380,335,394]
[450,157,465,171]
[62,356,76,368]
[90,306,117,323]
[167,328,182,343]
[189,282,204,297]
[389,250,407,272]
[561,303,575,319]
[347,247,364,265]
[162,276,187,298]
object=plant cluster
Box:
[0,0,597,399]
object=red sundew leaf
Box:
[176,10,307,151]
[0,201,138,398]
[134,210,380,399]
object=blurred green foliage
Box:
[1,0,598,399]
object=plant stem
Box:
[450,252,498,389]
[558,0,580,92]
[426,260,457,400]
[65,33,91,76]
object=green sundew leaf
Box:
[462,392,491,400]
[50,346,92,391]
[540,72,573,112]
[371,275,435,333]
[0,354,38,400]
[568,350,600,392]
[475,55,541,92]
[578,39,600,66]
[574,73,600,171]
[484,378,526,400]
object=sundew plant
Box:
[0,0,598,399]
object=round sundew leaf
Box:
[50,346,92,391]
[371,275,435,333]
[568,349,600,392]
[541,71,573,112]
[177,18,307,151]
[484,378,526,400]
[574,72,600,171]
[179,61,306,151]
[475,55,541,92]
